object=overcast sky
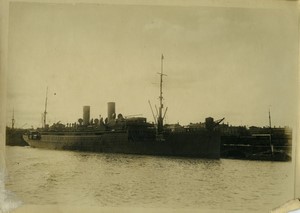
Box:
[6,2,298,128]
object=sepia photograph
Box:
[0,0,299,212]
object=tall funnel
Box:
[83,106,90,125]
[107,102,116,122]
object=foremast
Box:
[43,87,48,129]
[269,107,274,155]
[157,54,167,134]
[12,108,15,129]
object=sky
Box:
[5,1,299,128]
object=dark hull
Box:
[220,135,292,161]
[6,129,28,146]
[246,151,291,161]
[23,131,221,159]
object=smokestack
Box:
[107,102,116,122]
[83,106,90,125]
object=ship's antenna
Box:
[12,108,15,129]
[43,87,48,128]
[157,54,167,133]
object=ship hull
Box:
[6,128,28,146]
[23,130,220,159]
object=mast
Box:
[157,54,166,133]
[269,107,274,155]
[43,87,48,128]
[12,108,15,129]
[268,108,272,130]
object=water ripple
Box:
[4,146,294,212]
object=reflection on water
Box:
[5,146,294,212]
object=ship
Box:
[6,109,28,146]
[23,55,222,159]
[6,127,28,146]
[220,109,292,161]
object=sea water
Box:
[2,146,295,212]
